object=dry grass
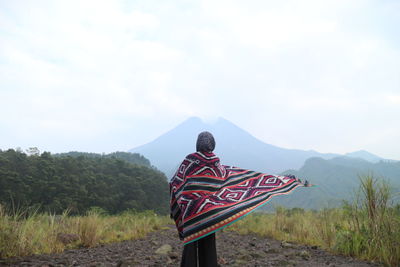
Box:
[0,207,171,258]
[228,175,400,266]
[228,207,343,249]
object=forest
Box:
[0,149,169,215]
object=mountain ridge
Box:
[270,155,400,209]
[345,150,385,163]
[128,117,385,177]
[128,117,399,210]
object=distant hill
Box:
[129,117,340,178]
[266,156,400,210]
[345,150,385,163]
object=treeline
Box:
[54,151,152,167]
[0,149,169,215]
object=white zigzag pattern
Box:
[196,152,218,160]
[193,166,218,176]
[197,198,225,213]
[237,180,251,187]
[255,176,278,187]
[179,196,194,220]
[217,188,247,202]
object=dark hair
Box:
[196,131,216,152]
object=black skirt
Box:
[180,233,217,267]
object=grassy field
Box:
[228,175,400,266]
[1,175,399,266]
[0,208,171,258]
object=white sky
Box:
[1,0,399,159]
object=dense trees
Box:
[0,149,169,215]
[54,151,152,167]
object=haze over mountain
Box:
[128,117,384,178]
[344,150,385,163]
[269,156,400,210]
[128,117,398,210]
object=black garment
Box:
[180,233,218,267]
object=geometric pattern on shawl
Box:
[169,152,307,245]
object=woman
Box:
[169,131,309,267]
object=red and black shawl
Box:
[169,151,307,245]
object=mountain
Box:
[345,150,385,163]
[129,117,339,178]
[266,156,400,210]
[128,117,399,210]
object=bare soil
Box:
[0,225,382,267]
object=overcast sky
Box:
[1,0,399,159]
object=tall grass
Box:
[228,175,400,266]
[0,206,171,258]
[228,207,343,248]
[336,174,400,265]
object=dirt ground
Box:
[1,225,382,267]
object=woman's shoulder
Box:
[185,152,219,161]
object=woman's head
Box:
[196,131,216,152]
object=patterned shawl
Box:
[169,151,307,245]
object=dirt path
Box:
[1,225,382,267]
